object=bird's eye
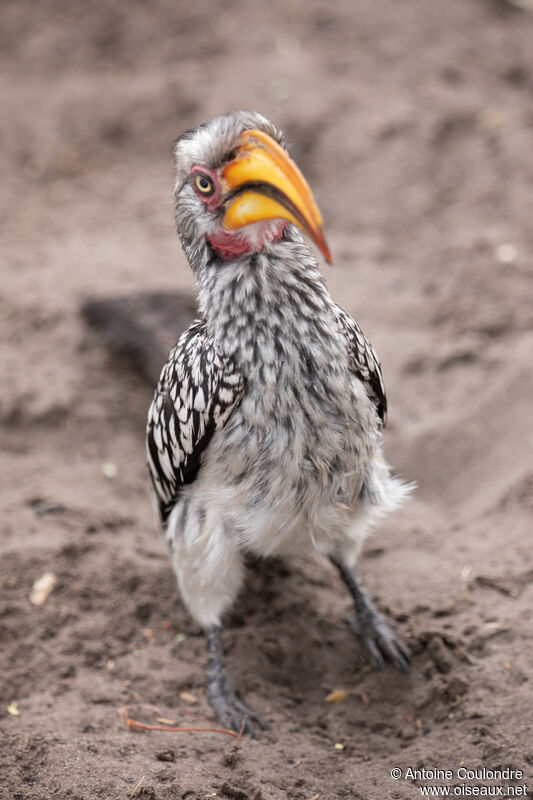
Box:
[194,172,214,196]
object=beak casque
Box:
[222,129,332,264]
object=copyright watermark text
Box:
[390,766,527,796]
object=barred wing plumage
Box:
[334,304,387,427]
[146,320,246,526]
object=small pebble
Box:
[155,749,175,763]
[30,572,57,606]
[495,243,518,264]
[101,462,118,479]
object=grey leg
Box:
[330,557,411,673]
[205,625,267,737]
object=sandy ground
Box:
[1,0,533,798]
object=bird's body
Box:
[146,111,411,734]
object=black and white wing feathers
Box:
[146,320,245,526]
[334,304,387,427]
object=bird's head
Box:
[173,111,331,268]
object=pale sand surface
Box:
[1,1,533,797]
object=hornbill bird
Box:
[146,111,411,735]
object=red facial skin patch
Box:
[208,220,287,261]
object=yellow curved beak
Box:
[222,129,332,264]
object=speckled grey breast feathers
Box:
[147,302,387,531]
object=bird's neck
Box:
[197,227,335,367]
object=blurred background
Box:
[1,1,533,798]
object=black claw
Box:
[399,641,412,663]
[234,698,267,730]
[222,701,262,737]
[363,636,386,670]
[396,657,410,674]
[392,641,412,673]
[210,692,265,737]
[358,612,411,673]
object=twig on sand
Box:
[119,706,239,738]
[129,775,145,798]
[237,715,247,741]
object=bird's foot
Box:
[205,625,266,737]
[349,607,411,673]
[329,558,411,673]
[208,676,266,737]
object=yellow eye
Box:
[194,173,214,195]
